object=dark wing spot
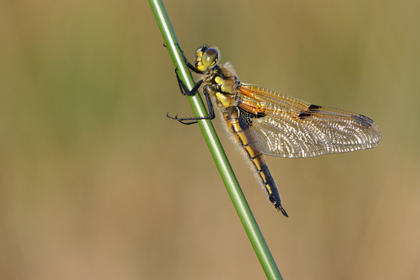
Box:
[298,112,311,119]
[352,114,374,128]
[308,104,321,111]
[299,105,320,119]
[256,111,266,118]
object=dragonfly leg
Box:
[167,80,215,125]
[175,68,203,96]
[174,42,202,74]
[164,42,202,74]
[165,43,214,125]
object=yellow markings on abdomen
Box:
[222,108,288,216]
[223,110,274,195]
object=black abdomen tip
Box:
[277,205,289,218]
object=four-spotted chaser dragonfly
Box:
[169,45,381,217]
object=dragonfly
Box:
[169,45,381,217]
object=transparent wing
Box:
[238,84,381,158]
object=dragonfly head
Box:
[195,45,219,72]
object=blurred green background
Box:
[1,0,419,279]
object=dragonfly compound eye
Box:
[201,48,218,69]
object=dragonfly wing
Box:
[239,84,382,158]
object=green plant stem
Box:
[148,1,284,279]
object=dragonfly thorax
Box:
[198,64,241,110]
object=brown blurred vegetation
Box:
[0,0,419,279]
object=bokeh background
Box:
[1,0,419,279]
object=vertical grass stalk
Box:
[148,1,284,279]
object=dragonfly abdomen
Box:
[223,108,288,217]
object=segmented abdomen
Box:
[222,108,288,217]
